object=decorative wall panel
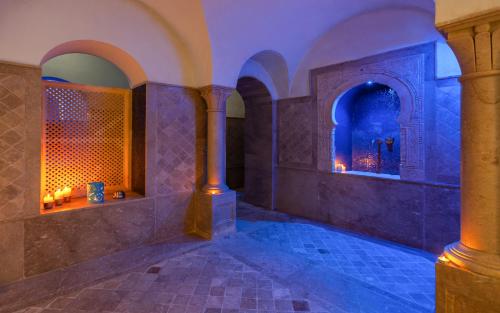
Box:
[42,82,131,197]
[278,97,314,167]
[151,84,201,196]
[313,51,427,181]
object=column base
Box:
[194,189,236,239]
[444,242,500,278]
[202,183,229,195]
[436,260,500,313]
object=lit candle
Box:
[54,189,64,206]
[335,162,346,173]
[62,186,72,202]
[43,193,54,210]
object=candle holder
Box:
[43,193,54,210]
[87,182,105,204]
[112,191,126,199]
[54,189,64,206]
[62,186,72,203]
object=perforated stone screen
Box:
[42,82,131,198]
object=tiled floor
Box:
[15,201,436,313]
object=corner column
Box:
[436,11,500,312]
[195,85,236,239]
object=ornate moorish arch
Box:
[314,54,426,181]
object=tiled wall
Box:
[433,78,461,184]
[0,62,206,286]
[278,96,315,169]
[276,43,461,253]
[0,63,41,284]
[276,168,460,254]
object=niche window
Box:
[333,82,401,176]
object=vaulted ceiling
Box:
[1,0,450,97]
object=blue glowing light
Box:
[367,80,374,86]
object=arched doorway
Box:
[226,77,276,210]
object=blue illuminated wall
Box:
[335,83,400,175]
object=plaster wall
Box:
[0,0,197,87]
[42,54,130,88]
[291,8,449,97]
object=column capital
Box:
[198,85,234,112]
[437,9,500,75]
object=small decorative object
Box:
[335,161,346,173]
[87,182,105,204]
[43,193,54,210]
[112,191,126,199]
[385,137,395,152]
[62,186,72,202]
[54,189,64,206]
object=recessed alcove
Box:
[333,82,401,177]
[40,53,146,213]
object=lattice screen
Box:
[42,82,131,198]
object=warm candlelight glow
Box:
[438,255,450,264]
[335,161,346,173]
[54,189,63,200]
[54,189,64,206]
[43,193,54,203]
[62,186,72,197]
[43,193,54,210]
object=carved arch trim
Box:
[315,55,426,181]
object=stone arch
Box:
[41,40,147,87]
[237,50,289,100]
[318,71,425,181]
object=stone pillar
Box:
[436,10,500,313]
[199,85,232,193]
[195,85,236,239]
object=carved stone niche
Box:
[314,53,426,181]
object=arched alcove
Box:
[333,82,401,175]
[317,67,425,181]
[40,47,147,211]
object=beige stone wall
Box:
[0,62,41,284]
[0,62,206,285]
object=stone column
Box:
[436,10,500,313]
[199,85,232,194]
[194,85,236,239]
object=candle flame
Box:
[43,193,54,203]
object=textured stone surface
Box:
[312,43,435,180]
[432,78,461,184]
[10,203,437,313]
[154,191,194,242]
[0,236,206,313]
[0,63,41,222]
[24,198,155,276]
[436,262,500,313]
[149,84,204,196]
[237,77,276,210]
[226,117,244,190]
[276,167,460,254]
[0,220,24,284]
[194,190,236,239]
[278,96,314,168]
